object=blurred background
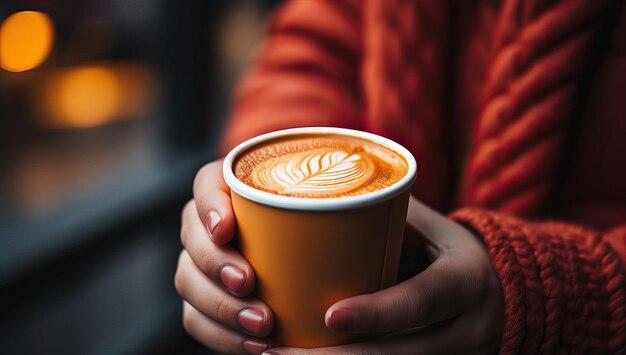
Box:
[0,0,279,353]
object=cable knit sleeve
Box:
[219,0,362,154]
[450,208,626,354]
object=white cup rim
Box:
[223,127,417,211]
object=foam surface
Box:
[234,134,408,198]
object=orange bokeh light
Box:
[39,62,156,128]
[0,11,55,72]
[52,66,122,128]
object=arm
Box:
[451,209,626,353]
[220,0,362,153]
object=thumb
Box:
[325,259,475,334]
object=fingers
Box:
[183,302,270,355]
[176,250,274,337]
[181,200,256,296]
[325,258,480,334]
[193,160,236,245]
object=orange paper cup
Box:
[223,127,417,347]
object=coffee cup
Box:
[222,127,417,347]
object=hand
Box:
[267,196,504,354]
[175,160,275,354]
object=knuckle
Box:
[174,266,186,297]
[371,291,416,332]
[213,294,233,323]
[179,223,189,245]
[199,247,218,277]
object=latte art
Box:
[257,150,374,195]
[234,134,408,198]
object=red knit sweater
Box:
[220,1,626,353]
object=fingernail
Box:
[220,265,246,293]
[206,209,222,235]
[327,308,357,331]
[239,309,266,334]
[243,340,268,354]
[262,352,278,355]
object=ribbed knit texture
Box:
[461,0,607,217]
[452,209,626,353]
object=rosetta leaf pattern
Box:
[263,150,369,195]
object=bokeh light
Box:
[38,62,156,128]
[0,11,55,72]
[46,66,120,127]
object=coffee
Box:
[234,134,408,198]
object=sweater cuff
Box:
[450,208,626,354]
